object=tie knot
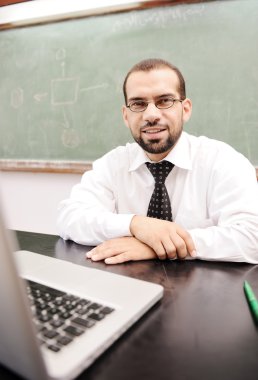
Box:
[146,161,174,184]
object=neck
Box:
[145,149,172,162]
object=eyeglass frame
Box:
[126,97,184,113]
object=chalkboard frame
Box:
[0,0,215,173]
[0,0,208,31]
[0,0,257,177]
[0,159,91,173]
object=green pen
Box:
[244,281,258,323]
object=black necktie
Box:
[146,161,174,221]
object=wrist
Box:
[130,215,143,236]
[129,215,137,236]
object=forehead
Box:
[126,68,180,99]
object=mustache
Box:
[140,121,168,130]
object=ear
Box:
[182,98,192,123]
[122,105,130,128]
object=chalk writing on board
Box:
[51,77,79,106]
[61,128,80,149]
[11,87,24,109]
[60,105,80,149]
[80,83,109,92]
[56,47,66,77]
[112,5,205,33]
[34,93,48,102]
[8,47,111,151]
[56,48,66,61]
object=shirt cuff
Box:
[106,213,135,239]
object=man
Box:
[57,58,258,264]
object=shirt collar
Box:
[128,131,193,172]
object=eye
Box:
[129,100,147,111]
[156,97,174,108]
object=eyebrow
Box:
[127,93,177,103]
[127,97,147,103]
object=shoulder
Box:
[187,133,256,181]
[186,132,250,162]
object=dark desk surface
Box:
[2,230,258,380]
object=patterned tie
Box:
[146,161,174,221]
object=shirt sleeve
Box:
[57,155,134,245]
[189,151,258,264]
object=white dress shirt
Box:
[57,132,258,263]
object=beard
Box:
[131,123,183,155]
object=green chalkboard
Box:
[0,0,258,166]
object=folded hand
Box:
[86,236,156,265]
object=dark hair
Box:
[123,58,186,104]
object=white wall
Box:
[0,0,144,27]
[0,171,81,235]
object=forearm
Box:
[190,223,258,264]
[189,155,258,264]
[130,215,196,259]
[57,200,134,245]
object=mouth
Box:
[141,127,167,139]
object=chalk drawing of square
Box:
[51,77,79,105]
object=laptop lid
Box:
[0,204,163,380]
[0,208,49,380]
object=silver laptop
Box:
[0,206,163,380]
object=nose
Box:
[142,102,161,124]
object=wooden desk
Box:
[2,230,258,380]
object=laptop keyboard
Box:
[26,280,115,353]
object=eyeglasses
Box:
[126,97,183,113]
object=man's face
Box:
[122,68,192,161]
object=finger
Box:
[161,237,177,260]
[176,228,196,257]
[105,252,130,265]
[91,248,119,261]
[169,234,187,259]
[89,245,124,261]
[190,250,197,258]
[86,248,96,259]
[152,241,167,260]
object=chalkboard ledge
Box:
[0,159,257,179]
[0,159,92,174]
